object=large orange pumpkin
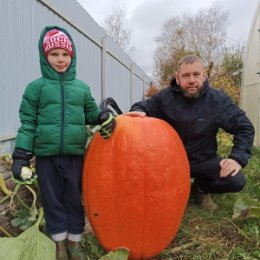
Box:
[82,115,190,259]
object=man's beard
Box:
[181,88,202,99]
[183,91,201,99]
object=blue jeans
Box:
[190,157,246,194]
[36,155,85,235]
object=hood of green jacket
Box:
[38,25,76,81]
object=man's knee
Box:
[229,173,246,192]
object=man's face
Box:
[175,61,205,99]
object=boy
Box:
[12,25,115,260]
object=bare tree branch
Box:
[102,5,134,56]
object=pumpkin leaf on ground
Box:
[232,196,260,219]
[11,208,36,231]
[0,208,55,260]
[83,232,106,259]
[99,247,129,260]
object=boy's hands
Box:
[20,167,33,180]
[12,148,33,181]
[98,110,116,139]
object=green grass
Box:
[154,196,260,260]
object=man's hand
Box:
[123,111,147,117]
[219,158,242,178]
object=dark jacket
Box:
[15,25,101,156]
[130,78,255,167]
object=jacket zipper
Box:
[60,75,65,154]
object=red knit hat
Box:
[43,29,74,57]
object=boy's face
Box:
[47,49,72,73]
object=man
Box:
[126,54,255,211]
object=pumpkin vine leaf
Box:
[99,247,130,260]
[232,196,260,219]
[0,208,56,260]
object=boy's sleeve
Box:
[84,85,101,125]
[15,83,39,152]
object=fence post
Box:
[130,64,134,106]
[101,36,107,100]
[143,73,146,101]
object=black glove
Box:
[98,109,116,139]
[12,148,33,180]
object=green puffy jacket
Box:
[15,25,101,156]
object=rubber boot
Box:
[192,183,218,211]
[67,240,86,260]
[55,239,69,260]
